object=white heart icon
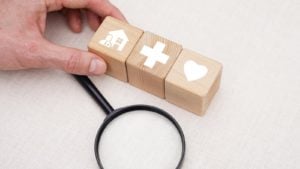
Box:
[184,60,208,82]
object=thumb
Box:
[42,41,106,75]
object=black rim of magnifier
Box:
[73,75,186,169]
[95,105,186,169]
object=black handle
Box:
[73,75,114,115]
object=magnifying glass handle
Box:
[73,75,114,115]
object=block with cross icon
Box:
[165,49,222,115]
[88,16,143,81]
[126,32,182,98]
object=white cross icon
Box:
[139,41,170,68]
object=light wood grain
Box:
[126,32,182,98]
[165,49,222,115]
[2,1,300,168]
[88,16,143,81]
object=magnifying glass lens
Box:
[99,110,182,169]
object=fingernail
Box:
[89,59,106,75]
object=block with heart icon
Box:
[165,49,222,115]
[88,16,144,81]
[126,32,182,98]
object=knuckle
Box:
[25,40,39,54]
[22,40,44,68]
[64,51,81,73]
[86,0,97,8]
[87,0,107,10]
[45,0,63,11]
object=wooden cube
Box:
[126,32,182,98]
[165,49,222,115]
[88,16,143,81]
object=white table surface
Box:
[0,0,299,169]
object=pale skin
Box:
[0,0,126,75]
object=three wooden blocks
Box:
[88,16,222,115]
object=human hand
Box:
[0,0,126,75]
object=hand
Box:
[0,0,126,75]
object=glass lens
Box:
[98,110,182,169]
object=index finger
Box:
[46,0,126,21]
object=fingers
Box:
[65,9,82,33]
[92,0,126,21]
[41,40,106,75]
[86,10,101,31]
[46,0,126,21]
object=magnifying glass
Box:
[73,75,186,169]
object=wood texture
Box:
[88,16,143,81]
[2,1,300,168]
[165,49,222,115]
[126,32,182,98]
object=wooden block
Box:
[88,16,143,81]
[126,32,182,98]
[165,49,222,115]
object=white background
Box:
[0,0,299,168]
